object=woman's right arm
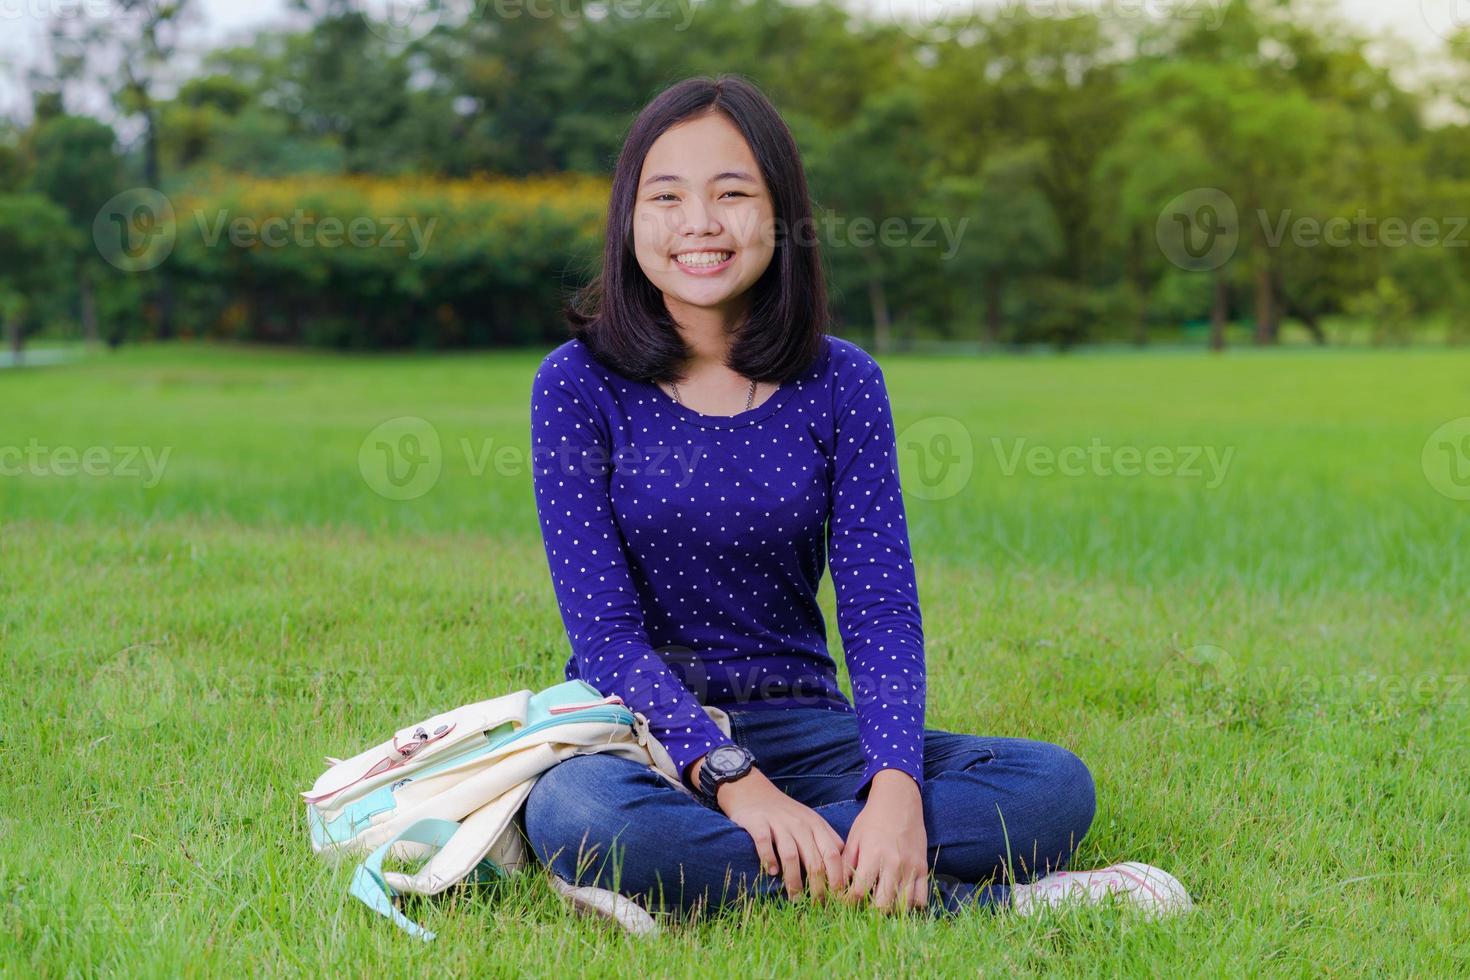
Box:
[530,354,849,902]
[530,355,730,784]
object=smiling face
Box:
[632,111,777,322]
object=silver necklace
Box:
[669,377,757,412]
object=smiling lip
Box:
[672,249,735,275]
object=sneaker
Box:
[548,872,661,936]
[1010,862,1193,918]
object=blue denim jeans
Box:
[521,706,1096,917]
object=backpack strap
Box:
[348,818,508,941]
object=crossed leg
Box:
[521,709,1096,917]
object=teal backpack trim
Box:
[322,680,640,939]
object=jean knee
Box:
[1039,743,1096,860]
[522,754,636,876]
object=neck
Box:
[663,293,751,373]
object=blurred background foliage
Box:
[2,0,1470,354]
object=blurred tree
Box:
[0,194,77,361]
[28,115,124,344]
[41,0,202,340]
[0,123,27,192]
[805,87,935,353]
[932,144,1063,346]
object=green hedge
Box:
[167,172,609,347]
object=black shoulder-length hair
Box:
[566,74,828,386]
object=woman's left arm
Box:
[825,354,930,911]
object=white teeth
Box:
[675,250,733,268]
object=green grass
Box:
[3,341,1467,975]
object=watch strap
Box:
[697,743,752,807]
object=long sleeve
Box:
[826,357,927,802]
[530,357,733,787]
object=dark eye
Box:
[720,191,749,199]
[652,193,678,203]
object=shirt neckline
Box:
[644,336,832,430]
[649,376,798,430]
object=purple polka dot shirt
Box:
[530,333,926,801]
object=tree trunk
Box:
[984,277,1003,346]
[79,264,99,344]
[1210,271,1228,352]
[865,253,891,354]
[1273,270,1325,345]
[5,313,21,365]
[143,102,175,341]
[1129,229,1149,346]
[1254,262,1277,345]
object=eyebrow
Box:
[640,170,758,188]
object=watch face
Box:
[709,744,748,775]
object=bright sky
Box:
[0,0,1456,125]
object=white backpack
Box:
[301,678,731,939]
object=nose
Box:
[675,196,723,239]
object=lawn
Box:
[3,341,1466,975]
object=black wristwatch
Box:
[695,743,755,807]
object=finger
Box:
[798,827,829,902]
[805,823,847,902]
[845,850,879,907]
[820,833,849,900]
[895,868,925,914]
[910,870,930,910]
[750,826,780,879]
[838,839,863,906]
[873,854,898,913]
[775,829,804,901]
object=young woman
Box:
[523,75,1190,931]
